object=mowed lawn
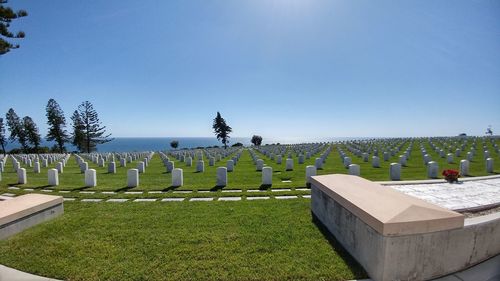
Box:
[0,200,366,281]
[1,138,498,193]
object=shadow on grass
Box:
[114,185,135,193]
[259,184,272,190]
[71,186,94,192]
[210,185,224,192]
[162,185,180,192]
[312,212,368,278]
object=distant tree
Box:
[0,117,6,155]
[251,135,263,146]
[212,111,232,149]
[486,126,493,136]
[46,99,70,153]
[170,140,179,149]
[231,142,243,147]
[70,110,85,152]
[5,108,28,152]
[71,101,113,153]
[23,116,41,152]
[0,1,28,55]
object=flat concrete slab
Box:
[63,198,75,201]
[247,189,267,192]
[275,195,298,199]
[1,193,15,197]
[79,191,95,194]
[246,196,270,200]
[271,189,292,192]
[41,190,53,193]
[173,191,192,194]
[296,188,311,191]
[7,187,20,190]
[133,199,157,202]
[58,191,70,193]
[147,191,163,194]
[388,178,500,211]
[221,189,242,193]
[124,191,143,194]
[101,191,116,194]
[311,174,465,236]
[189,197,214,202]
[218,197,242,201]
[302,195,311,198]
[161,198,184,202]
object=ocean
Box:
[2,137,361,153]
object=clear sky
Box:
[1,0,499,139]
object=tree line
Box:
[0,100,112,155]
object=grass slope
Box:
[0,200,365,281]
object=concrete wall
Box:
[0,203,64,240]
[311,186,500,281]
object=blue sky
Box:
[1,0,499,139]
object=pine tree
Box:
[46,99,69,152]
[0,117,6,155]
[170,140,179,149]
[23,116,41,152]
[70,110,85,152]
[5,108,28,152]
[212,112,232,149]
[71,101,113,153]
[0,1,28,55]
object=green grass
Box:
[0,200,366,281]
[0,138,498,199]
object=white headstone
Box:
[343,157,351,168]
[56,162,64,174]
[48,168,59,186]
[98,158,105,167]
[348,164,360,176]
[262,166,273,186]
[298,155,305,164]
[486,158,494,173]
[286,159,294,171]
[166,161,174,173]
[427,161,438,178]
[42,159,48,167]
[80,162,88,173]
[34,161,41,173]
[196,160,204,172]
[85,169,97,187]
[390,163,401,181]
[127,169,139,187]
[172,168,183,187]
[276,155,282,164]
[137,161,145,173]
[17,168,27,184]
[305,165,316,185]
[398,155,407,166]
[315,158,323,169]
[209,157,215,166]
[186,157,192,167]
[256,159,264,171]
[227,160,234,172]
[120,158,127,167]
[372,156,380,168]
[446,153,453,164]
[459,159,469,176]
[108,161,116,174]
[216,167,227,187]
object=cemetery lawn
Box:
[0,200,366,281]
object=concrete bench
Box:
[0,194,64,240]
[311,174,500,281]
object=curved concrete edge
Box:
[377,174,500,185]
[0,264,61,281]
[349,254,500,281]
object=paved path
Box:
[0,264,60,281]
[387,178,500,211]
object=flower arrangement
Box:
[442,169,459,183]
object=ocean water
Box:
[3,137,361,153]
